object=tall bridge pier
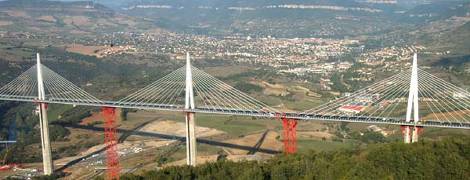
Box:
[36,53,54,175]
[185,53,197,166]
[403,53,421,143]
[185,112,196,165]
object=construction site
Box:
[0,109,324,179]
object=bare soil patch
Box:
[36,15,56,23]
[0,21,13,26]
[66,44,106,57]
[223,131,282,155]
[297,131,333,140]
[290,85,322,98]
[5,10,30,18]
[63,16,91,26]
[139,120,225,138]
[251,80,289,96]
[66,44,135,58]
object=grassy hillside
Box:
[438,22,470,54]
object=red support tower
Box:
[276,113,298,154]
[400,125,411,140]
[415,126,424,135]
[101,107,120,180]
[400,125,424,143]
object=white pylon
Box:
[184,52,197,166]
[405,53,420,143]
[36,53,54,175]
[185,52,195,110]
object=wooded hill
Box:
[117,136,469,180]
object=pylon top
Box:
[185,52,195,110]
[36,53,46,101]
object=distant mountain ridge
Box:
[118,0,403,38]
[110,0,467,38]
[0,0,155,38]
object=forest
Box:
[114,136,469,180]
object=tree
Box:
[360,131,386,143]
[114,136,469,180]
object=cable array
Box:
[192,66,278,113]
[117,65,278,113]
[0,64,102,104]
[417,69,470,124]
[303,68,470,124]
[117,66,186,108]
[0,65,37,100]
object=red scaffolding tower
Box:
[102,107,120,180]
[276,113,298,154]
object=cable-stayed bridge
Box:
[2,55,469,128]
[0,53,469,179]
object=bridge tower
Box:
[185,53,197,166]
[36,53,54,175]
[277,113,297,154]
[282,118,297,154]
[102,107,120,180]
[403,53,421,143]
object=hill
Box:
[121,0,401,38]
[0,0,154,37]
[400,1,470,24]
[116,136,470,180]
[423,20,470,55]
[117,0,470,39]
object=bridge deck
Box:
[1,97,468,129]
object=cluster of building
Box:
[124,3,382,13]
[72,31,428,93]
[97,45,137,58]
[358,46,425,70]
[0,27,429,95]
[92,31,362,69]
[281,62,353,76]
